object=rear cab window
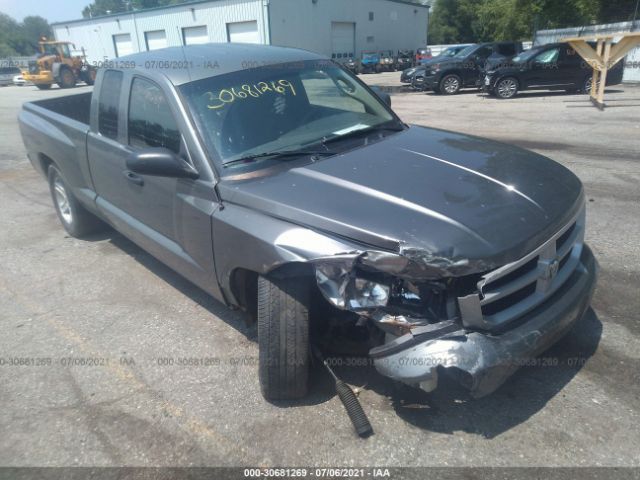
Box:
[98,70,123,140]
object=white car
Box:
[0,66,22,86]
[13,74,27,86]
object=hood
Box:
[217,126,584,275]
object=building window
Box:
[369,12,374,21]
[366,36,374,43]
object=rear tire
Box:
[36,84,51,90]
[583,76,600,94]
[47,165,105,237]
[81,68,96,86]
[258,275,310,400]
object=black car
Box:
[483,42,625,99]
[394,50,414,71]
[415,42,523,94]
[405,44,475,88]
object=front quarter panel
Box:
[212,203,362,305]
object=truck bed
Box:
[29,92,92,125]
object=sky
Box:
[0,0,90,23]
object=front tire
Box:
[440,74,462,95]
[258,275,310,400]
[57,67,76,89]
[495,77,518,99]
[48,165,105,237]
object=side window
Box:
[475,46,493,59]
[497,44,516,57]
[535,48,560,64]
[128,77,181,154]
[98,70,123,140]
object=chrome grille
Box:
[458,206,585,330]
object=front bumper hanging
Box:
[369,245,598,397]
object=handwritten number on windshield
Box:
[205,80,296,110]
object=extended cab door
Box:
[86,69,223,299]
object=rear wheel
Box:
[47,165,105,237]
[57,67,76,89]
[440,74,462,95]
[583,76,600,94]
[81,68,96,86]
[36,84,51,90]
[495,77,518,99]
[258,275,310,400]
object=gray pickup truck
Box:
[19,44,597,401]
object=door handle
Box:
[123,170,144,186]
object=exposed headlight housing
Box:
[347,278,390,310]
[315,264,389,311]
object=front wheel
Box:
[48,165,105,237]
[440,74,462,95]
[495,77,518,99]
[258,275,310,400]
[57,67,76,89]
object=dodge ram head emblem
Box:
[541,258,560,280]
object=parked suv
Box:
[483,42,625,99]
[416,42,523,94]
[406,44,474,88]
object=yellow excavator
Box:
[23,37,96,90]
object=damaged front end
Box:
[311,217,598,397]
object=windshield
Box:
[180,60,397,172]
[454,45,478,58]
[512,48,544,63]
[438,47,462,58]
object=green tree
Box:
[427,0,622,44]
[0,13,52,56]
[82,0,190,18]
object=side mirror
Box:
[126,148,199,180]
[370,86,392,107]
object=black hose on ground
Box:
[312,345,374,438]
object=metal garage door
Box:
[227,21,260,44]
[182,26,209,45]
[113,33,133,58]
[331,22,355,61]
[145,30,167,51]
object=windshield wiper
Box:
[223,149,336,168]
[321,122,405,146]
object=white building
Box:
[52,0,430,63]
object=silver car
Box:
[0,66,22,86]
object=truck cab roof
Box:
[115,43,326,86]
